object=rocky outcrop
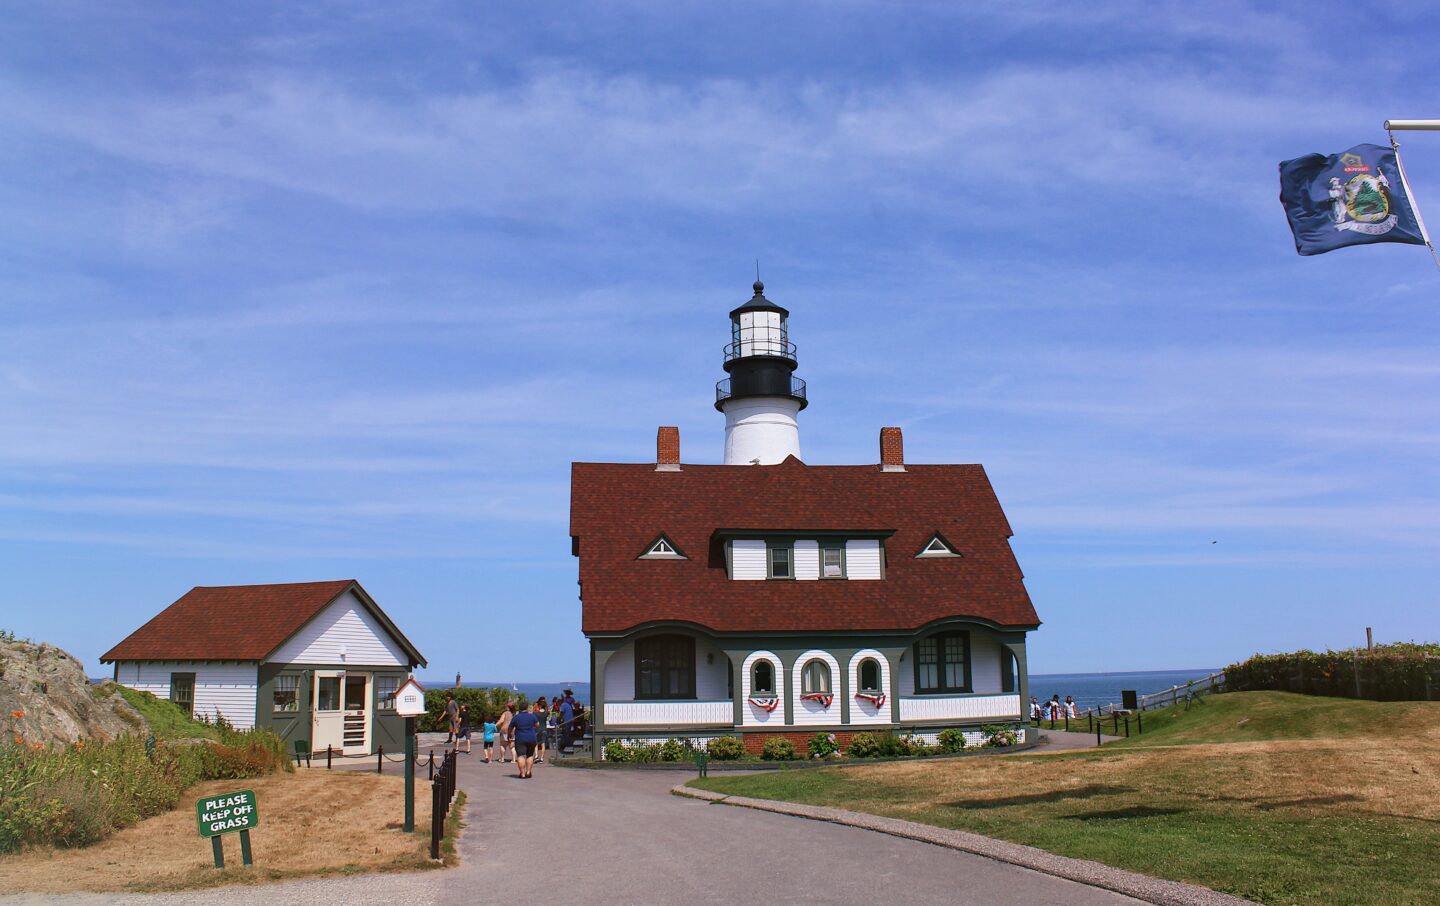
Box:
[0,638,145,747]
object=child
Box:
[457,704,472,754]
[481,714,497,762]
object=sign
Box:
[394,677,427,717]
[196,790,259,838]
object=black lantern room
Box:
[715,281,808,411]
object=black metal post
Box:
[378,746,384,775]
[1137,711,1143,733]
[428,750,435,781]
[1095,715,1102,747]
[1124,716,1130,737]
[430,776,441,860]
[327,745,332,769]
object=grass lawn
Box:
[113,685,225,740]
[0,768,454,893]
[692,692,1440,906]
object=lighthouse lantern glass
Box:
[734,310,786,358]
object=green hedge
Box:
[1225,643,1440,701]
[419,687,533,731]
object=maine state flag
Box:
[1279,143,1427,256]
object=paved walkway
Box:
[5,751,1148,906]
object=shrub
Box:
[420,687,530,731]
[0,725,289,853]
[706,736,746,761]
[937,728,969,753]
[1225,643,1440,702]
[847,731,918,758]
[807,732,840,759]
[627,742,663,764]
[760,737,797,761]
[981,724,1020,747]
[658,738,692,762]
[900,733,935,756]
[603,740,630,763]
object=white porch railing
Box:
[603,700,732,726]
[898,693,1021,722]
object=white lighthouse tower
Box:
[716,281,808,465]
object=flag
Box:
[1279,143,1427,256]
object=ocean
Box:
[419,668,1219,712]
[1030,668,1221,711]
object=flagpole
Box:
[1385,119,1440,272]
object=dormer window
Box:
[639,535,686,559]
[917,533,960,558]
[768,544,792,579]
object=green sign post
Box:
[196,789,258,869]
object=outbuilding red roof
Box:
[101,580,425,665]
[570,457,1039,634]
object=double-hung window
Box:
[273,674,299,712]
[636,635,696,699]
[915,632,970,693]
[170,673,195,717]
[822,545,844,578]
[768,544,792,579]
[376,675,400,710]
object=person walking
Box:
[481,714,497,763]
[558,694,574,754]
[533,697,549,764]
[496,701,516,764]
[507,702,541,779]
[1064,695,1078,718]
[457,704,472,754]
[444,693,459,745]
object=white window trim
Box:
[639,535,687,559]
[917,534,961,558]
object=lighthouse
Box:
[715,281,808,465]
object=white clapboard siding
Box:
[791,649,842,726]
[695,638,730,700]
[268,590,407,667]
[847,650,892,725]
[604,644,635,699]
[845,539,882,579]
[971,635,1004,694]
[120,662,259,729]
[898,693,1021,722]
[793,540,819,580]
[603,700,732,726]
[741,650,785,726]
[730,540,768,580]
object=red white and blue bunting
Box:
[855,692,887,709]
[799,692,834,708]
[747,696,780,712]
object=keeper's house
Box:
[101,580,425,756]
[570,281,1041,754]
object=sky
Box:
[3,1,1438,682]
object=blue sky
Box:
[3,2,1438,682]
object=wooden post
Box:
[211,836,225,869]
[239,829,253,866]
[404,716,416,833]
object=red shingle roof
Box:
[101,580,424,665]
[570,457,1039,634]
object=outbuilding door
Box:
[312,671,372,755]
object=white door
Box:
[312,671,345,754]
[341,673,371,755]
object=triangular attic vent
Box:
[639,534,686,560]
[916,533,961,558]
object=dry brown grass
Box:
[0,768,443,893]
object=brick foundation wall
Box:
[741,730,857,755]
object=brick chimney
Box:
[880,427,905,472]
[656,426,681,471]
